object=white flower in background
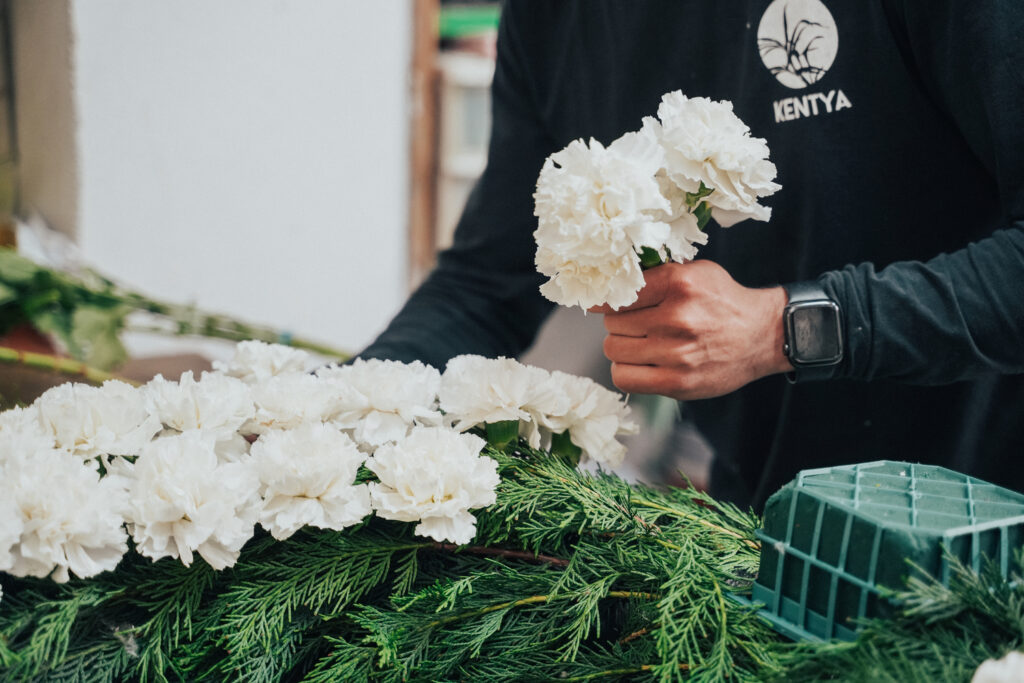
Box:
[250,424,371,540]
[534,131,673,310]
[33,380,160,460]
[127,431,260,570]
[439,355,569,448]
[245,372,347,434]
[544,372,638,469]
[144,371,254,440]
[973,652,1024,683]
[653,91,780,227]
[366,427,499,545]
[1,448,129,582]
[212,340,311,384]
[317,359,442,448]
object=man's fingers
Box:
[603,334,657,365]
[589,263,685,315]
[602,305,689,337]
[610,362,690,398]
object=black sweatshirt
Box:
[362,1,1024,509]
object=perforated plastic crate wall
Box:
[751,461,1024,641]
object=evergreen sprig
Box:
[776,552,1024,682]
[3,443,1022,681]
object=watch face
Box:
[788,302,842,364]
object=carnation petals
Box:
[367,427,498,545]
[0,343,637,578]
[534,90,780,310]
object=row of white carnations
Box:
[0,341,636,585]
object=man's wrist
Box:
[756,286,793,377]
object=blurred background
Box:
[0,0,710,486]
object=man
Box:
[361,1,1024,509]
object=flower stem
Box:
[0,346,136,386]
[120,291,351,360]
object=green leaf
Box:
[485,420,520,452]
[684,181,714,209]
[550,431,582,466]
[0,247,44,285]
[30,309,78,358]
[0,281,16,307]
[693,202,713,231]
[70,304,130,370]
[638,247,665,269]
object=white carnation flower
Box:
[214,432,253,463]
[439,355,569,448]
[536,249,646,312]
[127,431,260,570]
[0,485,24,572]
[544,372,638,469]
[33,380,160,460]
[0,405,55,465]
[245,373,348,434]
[213,339,312,384]
[533,131,673,310]
[144,371,254,440]
[973,652,1024,683]
[655,171,710,262]
[1,447,129,582]
[250,424,371,540]
[317,359,442,448]
[366,427,499,545]
[654,91,781,227]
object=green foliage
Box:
[3,444,1021,681]
[0,247,350,376]
[776,552,1024,682]
[0,248,129,369]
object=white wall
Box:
[15,0,412,357]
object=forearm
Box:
[821,224,1024,384]
[358,256,553,369]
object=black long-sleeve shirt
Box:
[362,1,1024,509]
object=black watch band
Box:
[782,281,843,384]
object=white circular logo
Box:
[757,0,839,89]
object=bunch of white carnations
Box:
[0,341,635,586]
[534,90,781,310]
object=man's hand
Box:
[591,260,791,400]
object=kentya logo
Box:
[773,89,852,123]
[757,0,838,90]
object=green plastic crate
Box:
[750,461,1024,641]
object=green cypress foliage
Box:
[1,443,1022,681]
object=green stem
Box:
[563,665,653,681]
[0,346,136,386]
[563,663,689,681]
[429,542,570,568]
[632,498,759,549]
[540,469,663,536]
[428,590,659,629]
[120,292,350,360]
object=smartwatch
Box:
[782,281,843,383]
